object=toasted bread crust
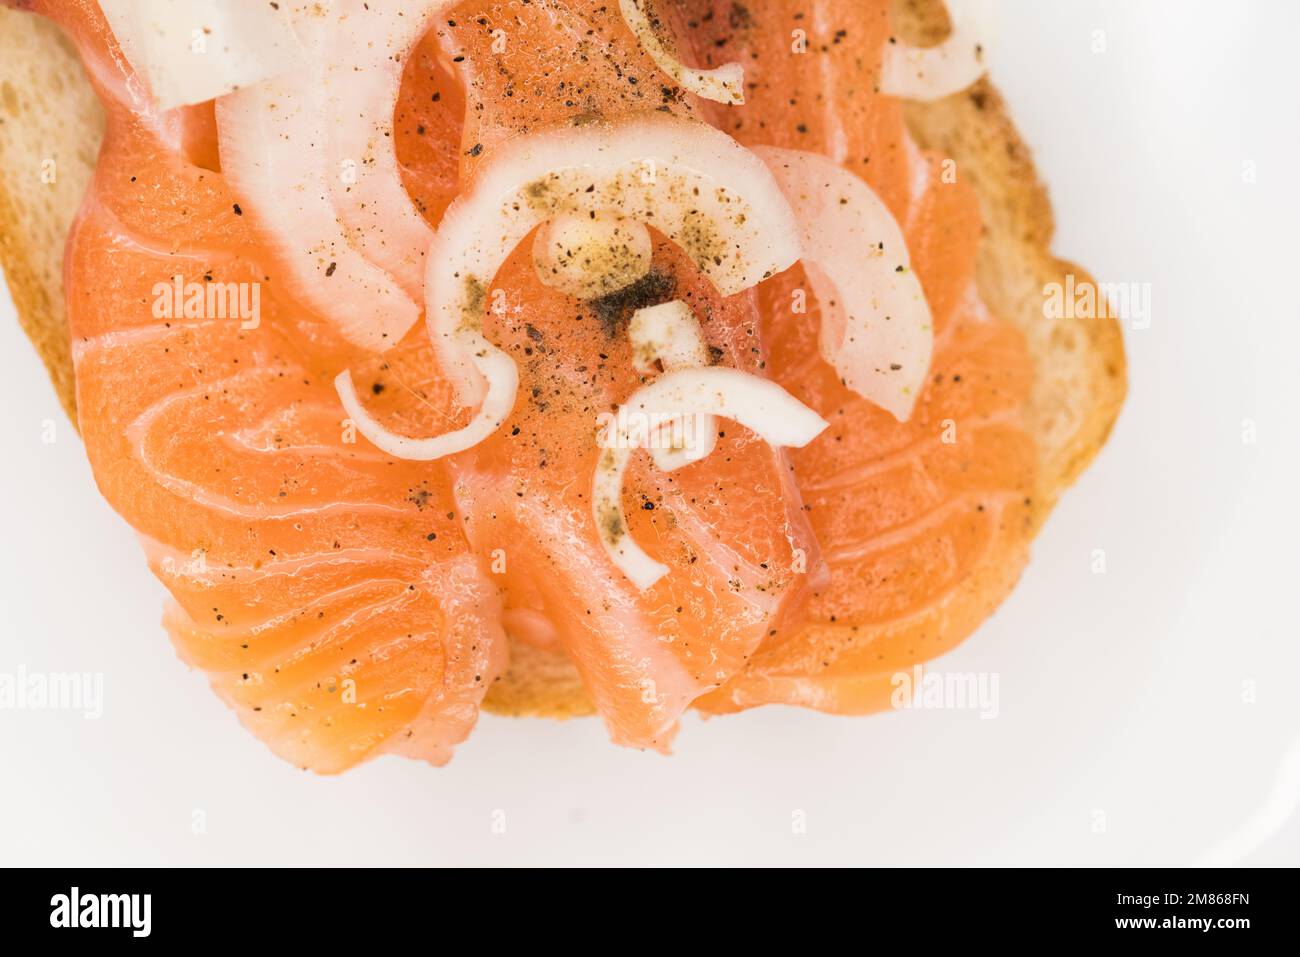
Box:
[0,7,103,425]
[0,0,1125,722]
[903,84,1128,510]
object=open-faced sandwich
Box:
[0,0,1125,772]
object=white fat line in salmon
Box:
[125,372,424,520]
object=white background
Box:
[1,0,1297,866]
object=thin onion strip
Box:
[628,301,714,471]
[593,368,827,590]
[334,353,518,461]
[619,0,745,105]
[324,0,453,297]
[881,0,994,102]
[215,7,420,351]
[427,111,800,412]
[755,146,933,422]
[98,0,305,110]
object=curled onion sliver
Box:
[881,0,993,102]
[594,368,827,590]
[325,0,453,297]
[628,301,715,471]
[754,145,933,422]
[334,355,518,461]
[98,0,305,110]
[427,111,801,409]
[619,0,745,105]
[216,9,419,352]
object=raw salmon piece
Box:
[680,0,912,217]
[394,29,466,227]
[682,0,1040,714]
[46,0,505,773]
[697,278,1036,714]
[441,0,698,177]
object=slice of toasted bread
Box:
[0,0,1125,721]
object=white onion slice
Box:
[594,368,827,590]
[97,0,306,110]
[427,111,801,408]
[337,114,799,465]
[533,214,654,299]
[324,0,453,297]
[754,146,933,422]
[629,301,709,374]
[619,0,745,105]
[627,300,714,471]
[881,0,994,102]
[215,7,420,352]
[334,354,518,461]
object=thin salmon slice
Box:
[682,0,912,215]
